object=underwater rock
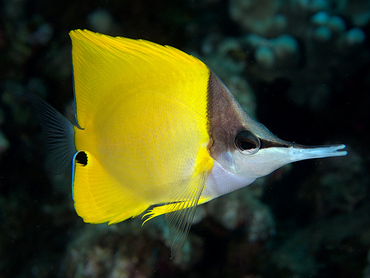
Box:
[244,34,300,71]
[229,0,285,37]
[228,0,370,109]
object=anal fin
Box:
[72,150,149,224]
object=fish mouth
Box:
[290,143,348,161]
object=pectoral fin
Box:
[143,171,208,257]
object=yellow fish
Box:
[30,29,347,256]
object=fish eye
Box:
[234,130,261,155]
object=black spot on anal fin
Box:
[76,151,88,166]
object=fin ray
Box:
[69,29,209,128]
[23,93,76,173]
[166,171,208,257]
[143,171,208,257]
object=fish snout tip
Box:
[290,143,348,161]
[333,144,348,156]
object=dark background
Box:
[1,0,369,277]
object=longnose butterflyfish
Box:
[31,29,347,256]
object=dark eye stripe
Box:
[260,139,291,149]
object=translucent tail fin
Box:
[22,93,77,174]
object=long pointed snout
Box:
[232,142,347,180]
[289,143,347,162]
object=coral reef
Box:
[227,0,370,109]
[229,0,285,37]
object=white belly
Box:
[201,160,256,201]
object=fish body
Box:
[31,29,347,255]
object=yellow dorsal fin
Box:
[69,29,208,129]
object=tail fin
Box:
[23,93,77,174]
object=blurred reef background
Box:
[1,0,370,277]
